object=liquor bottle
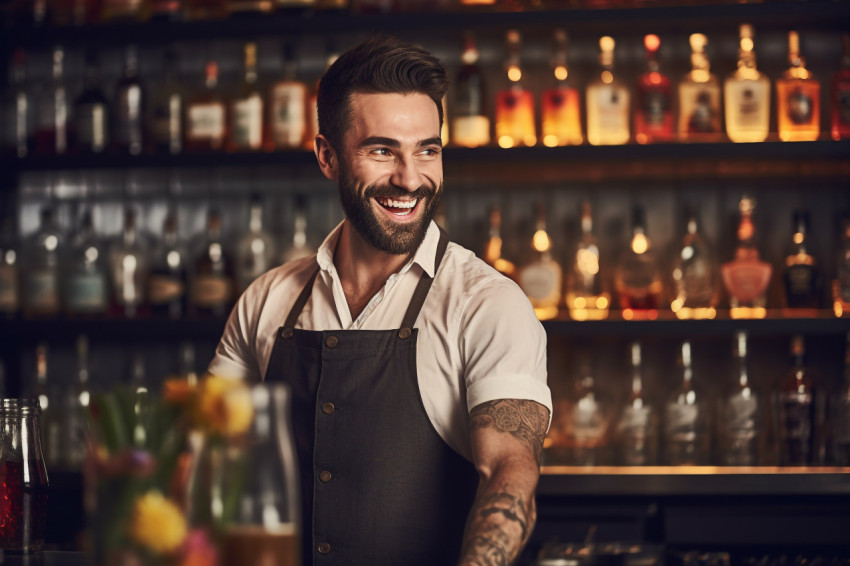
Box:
[64,334,92,469]
[831,332,850,465]
[114,44,145,156]
[777,31,820,142]
[775,335,823,466]
[236,194,276,293]
[281,194,315,264]
[34,46,68,156]
[721,195,772,319]
[0,211,20,318]
[615,205,662,320]
[64,207,108,316]
[517,203,562,321]
[109,207,148,318]
[678,33,722,141]
[833,217,850,318]
[495,30,536,148]
[482,205,516,280]
[783,210,820,313]
[3,48,34,158]
[616,341,657,466]
[22,204,63,318]
[32,343,62,469]
[268,42,307,151]
[147,47,184,155]
[451,32,490,148]
[228,42,265,153]
[831,34,850,141]
[177,341,199,386]
[587,36,630,146]
[186,60,227,152]
[306,42,339,150]
[634,34,674,144]
[721,331,760,466]
[541,29,582,147]
[724,24,770,143]
[129,351,149,447]
[566,200,609,321]
[664,341,711,466]
[567,364,607,466]
[190,207,235,318]
[146,209,187,319]
[73,49,110,155]
[670,210,717,320]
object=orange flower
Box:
[194,375,253,438]
[163,378,198,405]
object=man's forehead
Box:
[346,92,441,140]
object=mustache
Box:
[364,182,437,201]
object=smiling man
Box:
[209,35,552,566]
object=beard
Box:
[338,160,443,256]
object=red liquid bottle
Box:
[832,34,850,141]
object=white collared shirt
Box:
[209,221,551,460]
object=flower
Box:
[194,376,253,438]
[128,491,188,555]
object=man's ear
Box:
[314,135,338,182]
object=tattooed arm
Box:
[458,399,550,566]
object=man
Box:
[209,35,551,565]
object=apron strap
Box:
[282,265,320,331]
[400,227,449,331]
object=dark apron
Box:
[263,229,478,565]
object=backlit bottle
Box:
[721,331,760,466]
[281,195,315,264]
[831,332,850,465]
[186,61,227,152]
[229,43,265,153]
[777,31,820,142]
[109,207,148,318]
[783,210,820,314]
[452,33,490,148]
[190,207,235,318]
[833,217,850,318]
[566,200,608,321]
[146,47,184,154]
[0,210,20,318]
[634,34,673,144]
[721,195,771,319]
[616,341,657,466]
[482,205,516,280]
[831,34,850,141]
[567,365,607,467]
[64,206,108,317]
[774,335,824,466]
[268,42,307,151]
[587,36,630,146]
[670,211,717,320]
[114,45,145,156]
[615,205,662,320]
[664,341,711,466]
[3,48,34,158]
[495,30,536,148]
[146,210,187,319]
[73,50,110,155]
[33,46,68,156]
[518,203,562,321]
[678,33,722,141]
[724,24,770,143]
[541,29,582,147]
[22,205,63,318]
[237,194,276,293]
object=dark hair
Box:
[317,35,448,153]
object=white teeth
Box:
[377,198,417,209]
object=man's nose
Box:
[390,157,421,193]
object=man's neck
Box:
[333,221,415,321]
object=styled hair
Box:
[317,35,449,153]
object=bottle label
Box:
[589,84,630,135]
[617,406,653,466]
[665,403,698,436]
[727,80,769,129]
[725,394,757,433]
[641,87,670,127]
[191,275,231,308]
[679,83,721,134]
[785,263,815,298]
[271,84,306,148]
[66,272,107,312]
[777,390,814,464]
[451,116,490,147]
[680,258,716,305]
[75,103,108,152]
[785,86,815,126]
[151,94,183,152]
[233,94,263,150]
[541,87,582,145]
[187,103,225,141]
[0,264,19,312]
[721,260,772,303]
[495,89,535,146]
[148,274,184,305]
[116,84,143,151]
[24,271,58,312]
[519,260,562,306]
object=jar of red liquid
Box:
[0,399,49,554]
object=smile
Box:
[376,197,419,216]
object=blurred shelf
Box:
[538,466,850,496]
[0,316,228,342]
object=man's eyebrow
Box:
[358,136,443,148]
[418,137,443,147]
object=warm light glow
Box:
[600,36,615,53]
[523,134,537,146]
[741,37,754,52]
[533,229,552,253]
[675,307,717,320]
[649,72,662,85]
[671,298,683,312]
[623,309,634,321]
[730,306,767,319]
[493,258,515,276]
[793,232,804,245]
[635,133,648,145]
[644,34,660,53]
[498,135,514,148]
[576,249,599,276]
[596,296,609,309]
[631,232,649,254]
[543,134,559,147]
[574,296,587,309]
[534,305,559,321]
[601,70,613,84]
[507,65,522,82]
[692,69,710,83]
[554,65,568,81]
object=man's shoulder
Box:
[243,254,319,307]
[438,240,524,298]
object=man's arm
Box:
[458,399,550,566]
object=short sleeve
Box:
[207,281,263,382]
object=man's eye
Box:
[372,148,391,157]
[420,147,441,156]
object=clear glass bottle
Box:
[721,195,772,319]
[831,34,850,141]
[678,33,722,141]
[109,207,148,319]
[634,34,674,144]
[452,32,490,148]
[724,24,770,143]
[64,207,109,317]
[495,30,536,148]
[73,49,110,155]
[776,31,820,142]
[229,42,265,153]
[190,207,235,318]
[281,195,315,264]
[3,48,35,158]
[147,47,184,155]
[774,335,823,466]
[517,203,562,321]
[616,341,657,466]
[268,42,307,151]
[586,36,630,146]
[482,205,516,280]
[615,205,662,320]
[237,194,276,293]
[34,46,68,156]
[833,217,850,318]
[721,331,760,466]
[0,210,20,318]
[831,332,850,466]
[567,364,607,467]
[31,343,60,469]
[670,211,717,320]
[541,29,582,147]
[783,210,820,314]
[146,209,187,319]
[185,61,227,152]
[566,200,609,321]
[114,44,145,156]
[664,341,711,466]
[22,205,63,318]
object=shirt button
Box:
[319,470,333,483]
[325,335,338,348]
[321,402,336,415]
[318,542,331,554]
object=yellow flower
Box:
[195,375,253,438]
[127,491,187,555]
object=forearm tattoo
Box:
[469,399,549,463]
[459,485,536,566]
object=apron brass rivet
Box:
[326,335,339,348]
[398,327,412,339]
[281,328,294,339]
[321,402,336,415]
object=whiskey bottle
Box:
[721,195,772,319]
[185,60,227,152]
[664,341,711,466]
[236,194,276,293]
[833,217,850,318]
[566,200,609,321]
[146,210,187,319]
[228,42,265,152]
[22,204,63,318]
[147,47,184,155]
[567,364,607,467]
[616,341,657,466]
[114,45,145,156]
[482,205,516,280]
[678,33,721,141]
[3,48,34,158]
[517,203,562,321]
[64,206,108,317]
[670,210,717,320]
[777,31,820,142]
[541,29,582,147]
[495,30,536,148]
[190,207,235,318]
[783,210,820,313]
[0,210,19,318]
[73,50,110,155]
[306,42,339,149]
[724,24,770,143]
[281,194,315,264]
[34,46,68,156]
[831,34,850,141]
[586,36,630,146]
[831,332,850,465]
[775,335,823,466]
[109,207,148,319]
[268,42,307,151]
[615,205,662,320]
[721,331,760,466]
[452,32,490,148]
[634,34,674,144]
